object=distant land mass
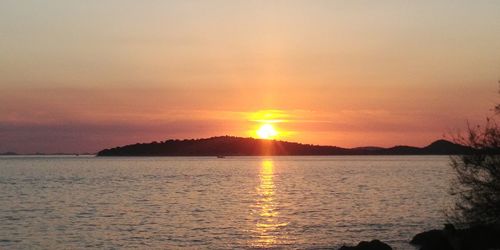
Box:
[97,136,470,156]
[0,152,18,155]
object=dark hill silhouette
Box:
[423,139,469,154]
[97,136,470,156]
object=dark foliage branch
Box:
[450,118,500,226]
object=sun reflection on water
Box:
[252,159,289,247]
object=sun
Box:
[256,124,278,139]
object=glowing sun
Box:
[256,124,278,139]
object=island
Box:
[97,136,469,156]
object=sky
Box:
[1,0,499,153]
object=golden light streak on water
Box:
[252,159,289,247]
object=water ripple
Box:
[0,155,453,249]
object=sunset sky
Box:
[1,1,500,153]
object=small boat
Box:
[216,155,225,158]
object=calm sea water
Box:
[0,156,454,249]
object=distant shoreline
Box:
[0,154,458,157]
[96,136,470,157]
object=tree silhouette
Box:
[449,113,500,225]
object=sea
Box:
[0,155,455,249]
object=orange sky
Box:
[1,1,499,153]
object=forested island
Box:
[97,136,469,156]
